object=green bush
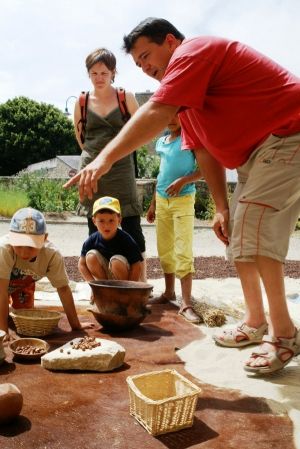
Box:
[194,190,215,220]
[137,146,160,178]
[15,173,79,213]
[142,192,154,215]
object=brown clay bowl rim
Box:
[89,280,153,290]
[10,337,50,360]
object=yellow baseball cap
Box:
[92,196,121,216]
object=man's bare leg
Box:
[235,261,266,328]
[246,256,295,368]
[256,256,294,336]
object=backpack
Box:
[77,88,139,177]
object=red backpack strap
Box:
[116,87,131,123]
[77,91,89,144]
[116,87,139,178]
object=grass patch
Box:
[0,189,29,217]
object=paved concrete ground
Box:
[1,217,300,260]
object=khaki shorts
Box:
[86,250,130,279]
[227,132,300,263]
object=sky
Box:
[0,0,299,116]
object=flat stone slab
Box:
[41,338,125,372]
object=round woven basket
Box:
[10,309,62,337]
[10,338,50,360]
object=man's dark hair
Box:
[123,17,185,53]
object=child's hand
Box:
[146,204,156,223]
[165,178,184,196]
[72,322,96,331]
[80,322,96,330]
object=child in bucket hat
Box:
[79,196,143,287]
[9,207,47,249]
[0,208,91,338]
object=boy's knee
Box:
[85,250,109,275]
[109,256,130,279]
[85,252,98,269]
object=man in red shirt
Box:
[65,17,300,375]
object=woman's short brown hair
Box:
[85,48,117,76]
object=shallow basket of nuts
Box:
[10,338,50,360]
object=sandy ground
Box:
[2,217,300,446]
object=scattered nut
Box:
[72,336,101,351]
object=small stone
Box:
[0,384,23,423]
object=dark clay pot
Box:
[88,280,153,331]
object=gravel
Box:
[1,215,299,281]
[64,255,300,282]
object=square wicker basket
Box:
[10,308,62,337]
[126,369,201,436]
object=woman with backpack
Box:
[73,48,146,282]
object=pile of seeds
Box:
[72,336,101,350]
[14,345,45,355]
[60,336,101,353]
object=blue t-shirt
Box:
[156,135,197,198]
[81,228,143,265]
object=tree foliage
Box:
[0,96,79,175]
[136,145,160,178]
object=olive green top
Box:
[78,106,141,218]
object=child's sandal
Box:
[178,306,200,324]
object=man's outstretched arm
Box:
[64,101,179,201]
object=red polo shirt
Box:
[151,36,300,168]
